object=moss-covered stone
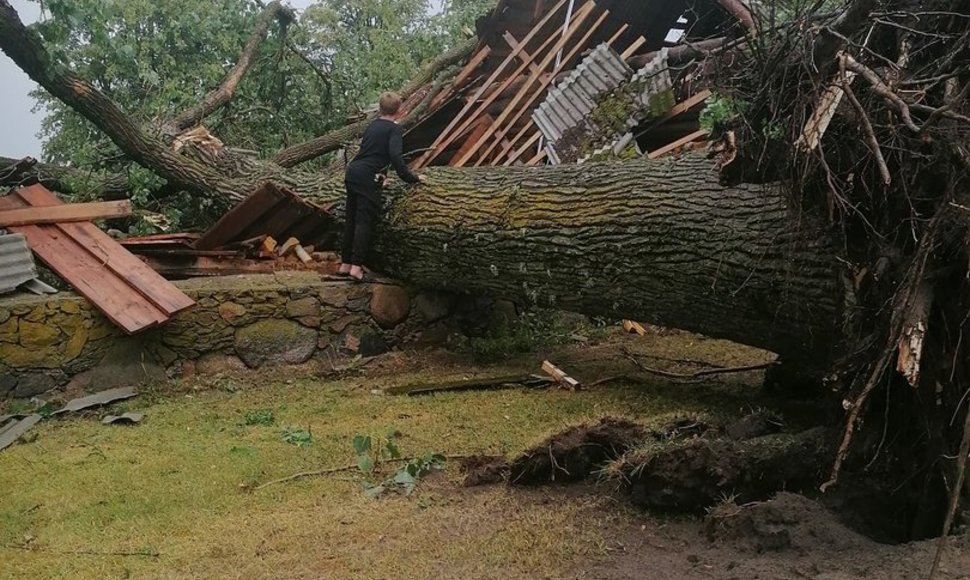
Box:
[234,319,317,368]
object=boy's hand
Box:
[417,174,428,184]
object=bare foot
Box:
[349,265,364,280]
[338,263,352,275]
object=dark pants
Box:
[341,179,380,265]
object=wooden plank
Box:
[413,0,573,168]
[429,45,492,110]
[470,5,609,166]
[620,36,647,59]
[503,32,541,74]
[451,115,494,165]
[195,182,286,250]
[661,90,713,120]
[527,149,548,165]
[647,129,709,159]
[238,198,314,241]
[0,197,168,333]
[0,200,132,227]
[541,360,581,390]
[13,185,195,317]
[499,23,631,162]
[503,130,542,166]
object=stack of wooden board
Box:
[0,184,195,334]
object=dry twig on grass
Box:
[621,348,774,381]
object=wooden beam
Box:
[526,149,547,165]
[607,23,630,46]
[500,22,633,161]
[428,45,492,111]
[450,115,494,165]
[0,200,132,227]
[646,129,709,159]
[634,89,712,143]
[412,0,572,168]
[620,36,647,59]
[503,32,541,74]
[503,130,542,166]
[472,5,609,166]
[661,89,712,120]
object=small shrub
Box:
[243,409,275,426]
[282,427,312,447]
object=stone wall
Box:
[0,272,435,400]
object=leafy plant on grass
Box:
[353,428,446,498]
[243,408,275,426]
[282,427,312,447]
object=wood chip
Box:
[541,360,581,390]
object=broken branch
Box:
[623,349,774,381]
[167,1,295,133]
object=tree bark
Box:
[341,153,839,359]
[0,156,130,199]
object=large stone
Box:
[0,317,19,343]
[196,353,248,375]
[369,285,410,329]
[18,320,62,350]
[286,297,320,319]
[233,319,317,368]
[13,371,63,398]
[0,372,16,398]
[218,302,248,323]
[67,341,167,392]
[414,290,456,322]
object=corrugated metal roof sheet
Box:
[533,44,632,164]
[0,232,39,294]
[583,48,674,160]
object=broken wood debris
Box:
[0,185,194,334]
[386,374,556,396]
[541,360,580,390]
[0,200,132,227]
[622,320,647,335]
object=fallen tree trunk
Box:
[362,153,840,360]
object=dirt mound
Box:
[458,454,509,486]
[508,417,648,485]
[705,492,871,553]
[623,427,828,512]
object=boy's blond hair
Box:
[379,92,403,116]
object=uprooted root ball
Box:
[619,427,828,513]
[508,417,649,485]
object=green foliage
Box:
[353,427,445,498]
[242,408,275,426]
[24,0,490,232]
[698,93,748,132]
[282,427,312,447]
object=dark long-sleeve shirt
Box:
[345,118,420,189]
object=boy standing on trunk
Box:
[338,92,426,282]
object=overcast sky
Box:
[0,0,375,160]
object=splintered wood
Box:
[622,320,648,335]
[0,184,194,334]
[541,360,580,390]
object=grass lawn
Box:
[0,334,772,579]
